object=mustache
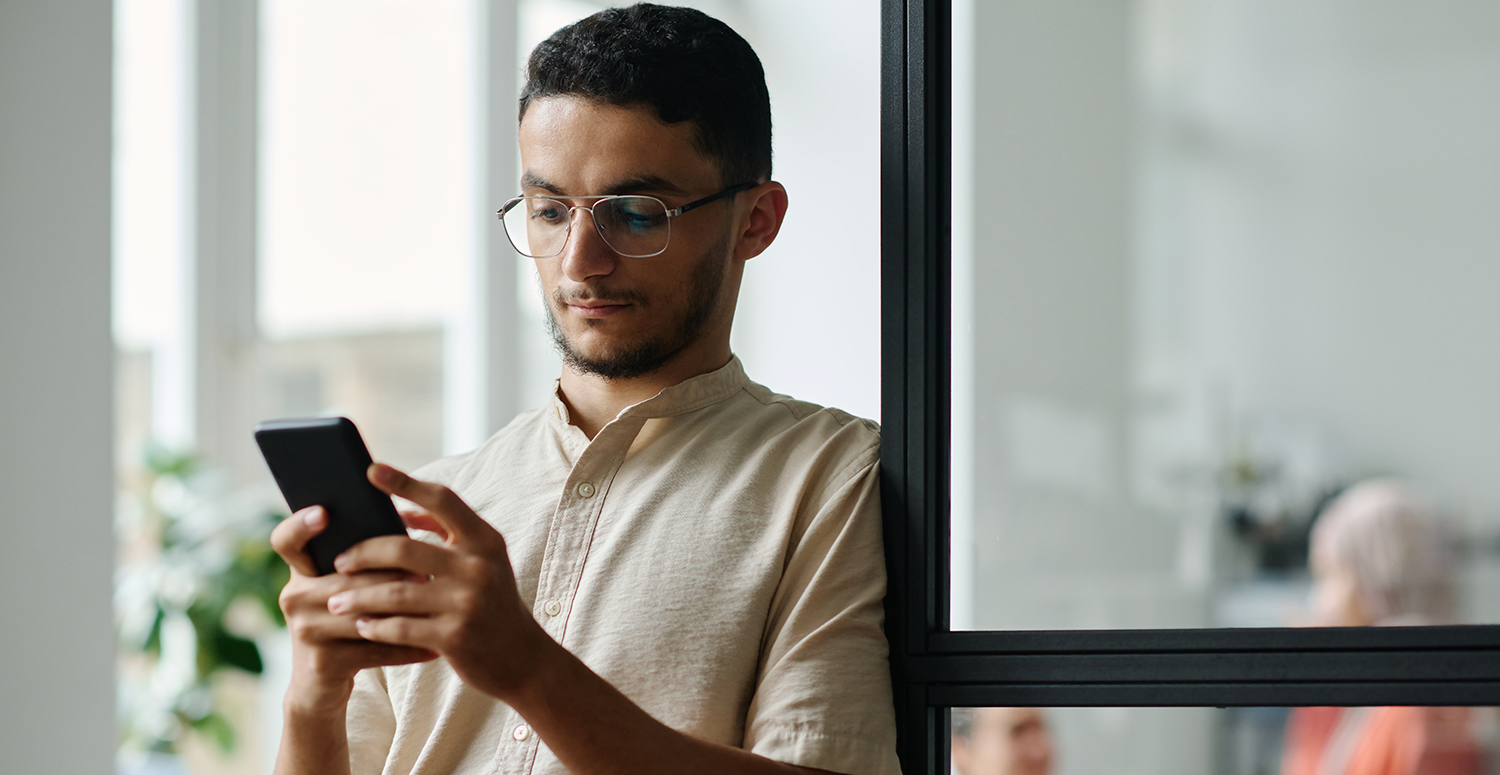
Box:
[552,285,649,307]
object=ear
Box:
[732,181,788,262]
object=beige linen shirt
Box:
[345,357,900,775]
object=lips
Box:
[569,300,629,318]
[554,286,645,319]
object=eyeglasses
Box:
[496,182,756,259]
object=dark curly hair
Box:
[519,4,772,187]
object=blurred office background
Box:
[6,0,1500,773]
[948,1,1500,773]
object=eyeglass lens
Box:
[501,197,671,258]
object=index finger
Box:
[368,463,494,548]
[270,506,328,578]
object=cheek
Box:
[533,265,569,312]
[1309,573,1360,626]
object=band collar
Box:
[547,355,750,426]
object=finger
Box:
[334,534,451,577]
[348,642,439,668]
[369,463,492,546]
[354,615,442,650]
[398,508,450,541]
[328,578,438,618]
[298,630,438,671]
[280,569,418,629]
[270,506,328,577]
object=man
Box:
[269,5,898,775]
[950,708,1054,775]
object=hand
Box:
[270,505,439,713]
[324,463,551,702]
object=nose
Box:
[558,204,620,283]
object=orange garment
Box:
[1282,706,1481,775]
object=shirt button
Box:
[575,481,596,499]
[513,724,530,741]
[543,599,563,617]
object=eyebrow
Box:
[519,171,690,198]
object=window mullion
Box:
[189,0,260,482]
[443,0,522,455]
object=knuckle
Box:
[387,582,415,607]
[287,616,317,643]
[435,620,462,652]
[269,521,299,555]
[279,581,312,613]
[458,554,488,581]
[386,618,413,643]
[451,587,479,617]
[432,485,463,513]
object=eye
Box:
[521,200,564,223]
[612,199,667,233]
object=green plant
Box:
[116,444,289,755]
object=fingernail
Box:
[302,507,326,529]
[355,618,373,636]
[327,593,349,614]
[333,553,350,573]
[370,463,395,486]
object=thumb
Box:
[367,463,493,547]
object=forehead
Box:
[517,96,717,194]
[980,707,1041,732]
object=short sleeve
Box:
[346,667,397,775]
[743,450,902,775]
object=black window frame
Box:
[878,1,1500,772]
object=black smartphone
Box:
[254,416,408,576]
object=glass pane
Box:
[950,1,1500,630]
[949,706,1497,775]
[112,0,187,457]
[257,0,476,470]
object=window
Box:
[887,0,1500,772]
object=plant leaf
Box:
[189,710,236,753]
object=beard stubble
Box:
[544,227,732,382]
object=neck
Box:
[557,344,732,439]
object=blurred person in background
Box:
[951,707,1053,775]
[1282,480,1481,775]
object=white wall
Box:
[964,0,1215,632]
[730,1,882,422]
[1174,0,1500,521]
[0,1,117,771]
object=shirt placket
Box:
[492,414,647,774]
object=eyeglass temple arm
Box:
[666,182,758,217]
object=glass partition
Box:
[949,0,1500,631]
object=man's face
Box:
[952,707,1054,775]
[517,96,743,381]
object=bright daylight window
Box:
[257,0,473,470]
[114,1,477,771]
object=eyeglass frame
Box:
[496,181,758,259]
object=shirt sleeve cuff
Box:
[749,720,903,775]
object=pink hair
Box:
[1310,480,1459,624]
